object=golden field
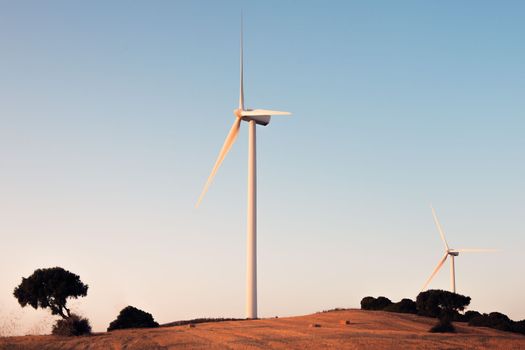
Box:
[1,309,524,349]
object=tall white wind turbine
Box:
[195,21,291,319]
[421,206,498,293]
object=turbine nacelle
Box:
[233,108,271,126]
[234,108,291,126]
[447,250,460,257]
[243,115,271,126]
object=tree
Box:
[107,306,159,331]
[360,296,376,310]
[361,296,376,310]
[374,297,393,310]
[416,289,471,333]
[360,296,392,311]
[461,310,482,322]
[511,320,525,335]
[469,312,513,332]
[13,267,88,319]
[384,298,417,314]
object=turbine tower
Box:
[421,206,497,293]
[196,20,291,319]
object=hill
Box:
[1,309,524,349]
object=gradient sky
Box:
[1,0,524,334]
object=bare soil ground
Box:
[1,309,524,349]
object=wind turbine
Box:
[421,206,497,293]
[195,20,291,319]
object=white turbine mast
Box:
[196,17,291,319]
[421,206,498,293]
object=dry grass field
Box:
[1,309,524,349]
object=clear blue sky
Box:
[1,0,524,334]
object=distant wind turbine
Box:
[421,206,498,293]
[195,19,291,319]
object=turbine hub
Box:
[234,108,243,118]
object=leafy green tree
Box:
[13,267,88,319]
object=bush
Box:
[360,296,392,311]
[375,297,393,310]
[469,312,513,332]
[384,298,417,314]
[108,306,159,331]
[468,313,525,335]
[360,297,376,310]
[52,314,91,336]
[460,310,482,322]
[511,320,525,335]
[430,316,455,333]
[487,312,512,330]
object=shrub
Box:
[375,297,393,310]
[469,312,513,332]
[360,296,392,311]
[460,310,482,322]
[430,315,456,333]
[360,297,376,310]
[487,312,512,331]
[511,320,525,335]
[52,314,91,336]
[469,315,488,327]
[384,298,417,314]
[360,297,375,310]
[108,306,159,331]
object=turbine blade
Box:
[421,252,449,291]
[239,15,244,110]
[452,248,501,253]
[196,118,241,207]
[241,109,291,116]
[431,206,449,250]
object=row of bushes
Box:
[360,291,525,335]
[468,312,525,334]
[361,296,417,314]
